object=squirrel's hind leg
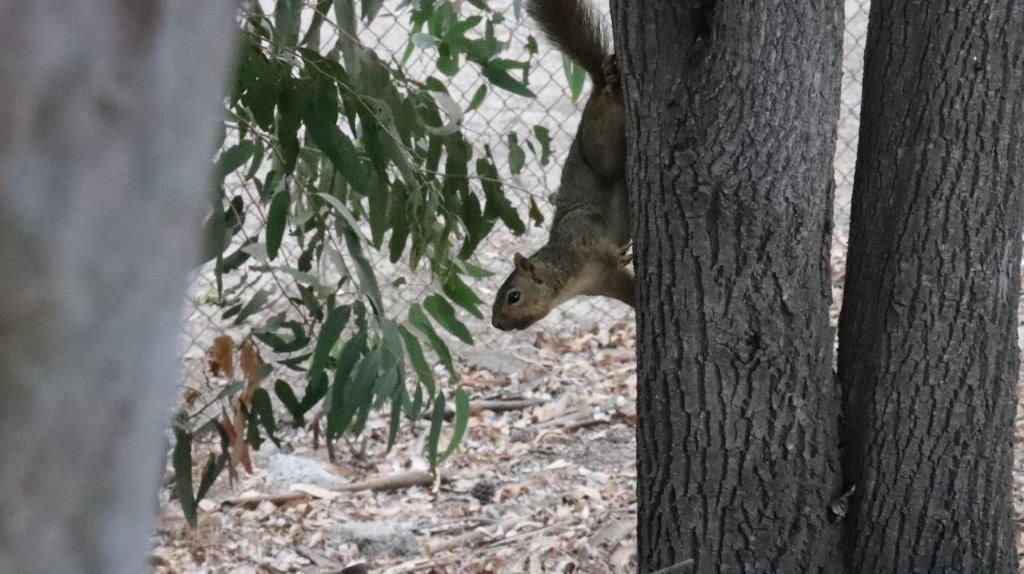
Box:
[602,54,620,88]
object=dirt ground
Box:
[155,284,1024,573]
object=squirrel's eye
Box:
[507,290,521,305]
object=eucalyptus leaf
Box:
[408,304,456,377]
[438,387,470,462]
[172,427,197,526]
[424,295,473,344]
[309,305,351,380]
[265,190,289,260]
[426,391,445,471]
[482,63,535,97]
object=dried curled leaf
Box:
[222,405,253,474]
[209,334,235,379]
[182,387,201,408]
[239,339,263,405]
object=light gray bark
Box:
[0,2,236,572]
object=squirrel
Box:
[491,0,630,332]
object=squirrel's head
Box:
[491,252,559,331]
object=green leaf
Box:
[215,141,256,182]
[327,332,367,440]
[277,82,308,174]
[250,388,281,448]
[316,193,366,242]
[461,261,495,279]
[528,196,545,225]
[533,125,552,165]
[274,0,303,47]
[265,190,289,260]
[172,426,197,527]
[411,32,438,49]
[301,369,331,412]
[442,274,484,319]
[386,391,404,452]
[343,227,384,313]
[253,321,310,354]
[362,0,385,22]
[387,181,410,263]
[399,325,435,396]
[301,0,334,46]
[439,387,470,462]
[372,363,402,403]
[274,379,304,424]
[424,294,473,344]
[426,391,445,471]
[408,304,456,377]
[233,289,270,326]
[195,449,227,505]
[214,380,245,401]
[344,347,382,436]
[247,140,266,180]
[507,132,525,175]
[482,63,535,97]
[478,153,525,235]
[467,84,487,111]
[309,305,351,380]
[563,55,587,102]
[305,83,369,194]
[367,181,389,248]
[380,319,406,369]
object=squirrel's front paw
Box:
[603,54,620,87]
[617,242,633,267]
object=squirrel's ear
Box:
[513,252,533,274]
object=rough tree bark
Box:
[611,1,845,571]
[0,2,236,571]
[837,1,1024,571]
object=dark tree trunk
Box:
[611,1,845,571]
[0,1,236,571]
[837,1,1024,572]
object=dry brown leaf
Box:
[545,459,570,471]
[610,543,634,569]
[182,387,201,408]
[222,405,253,474]
[290,484,340,500]
[239,339,263,405]
[573,486,602,501]
[209,335,235,379]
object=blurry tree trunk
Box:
[0,2,235,571]
[837,1,1024,571]
[612,1,845,571]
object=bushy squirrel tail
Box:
[527,0,610,85]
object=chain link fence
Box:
[179,0,870,388]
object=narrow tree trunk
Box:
[612,1,845,571]
[837,2,1024,572]
[0,2,236,571]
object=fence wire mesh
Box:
[179,0,871,389]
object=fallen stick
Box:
[222,469,455,509]
[469,398,545,415]
[422,397,546,421]
[296,546,344,570]
[535,407,595,430]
